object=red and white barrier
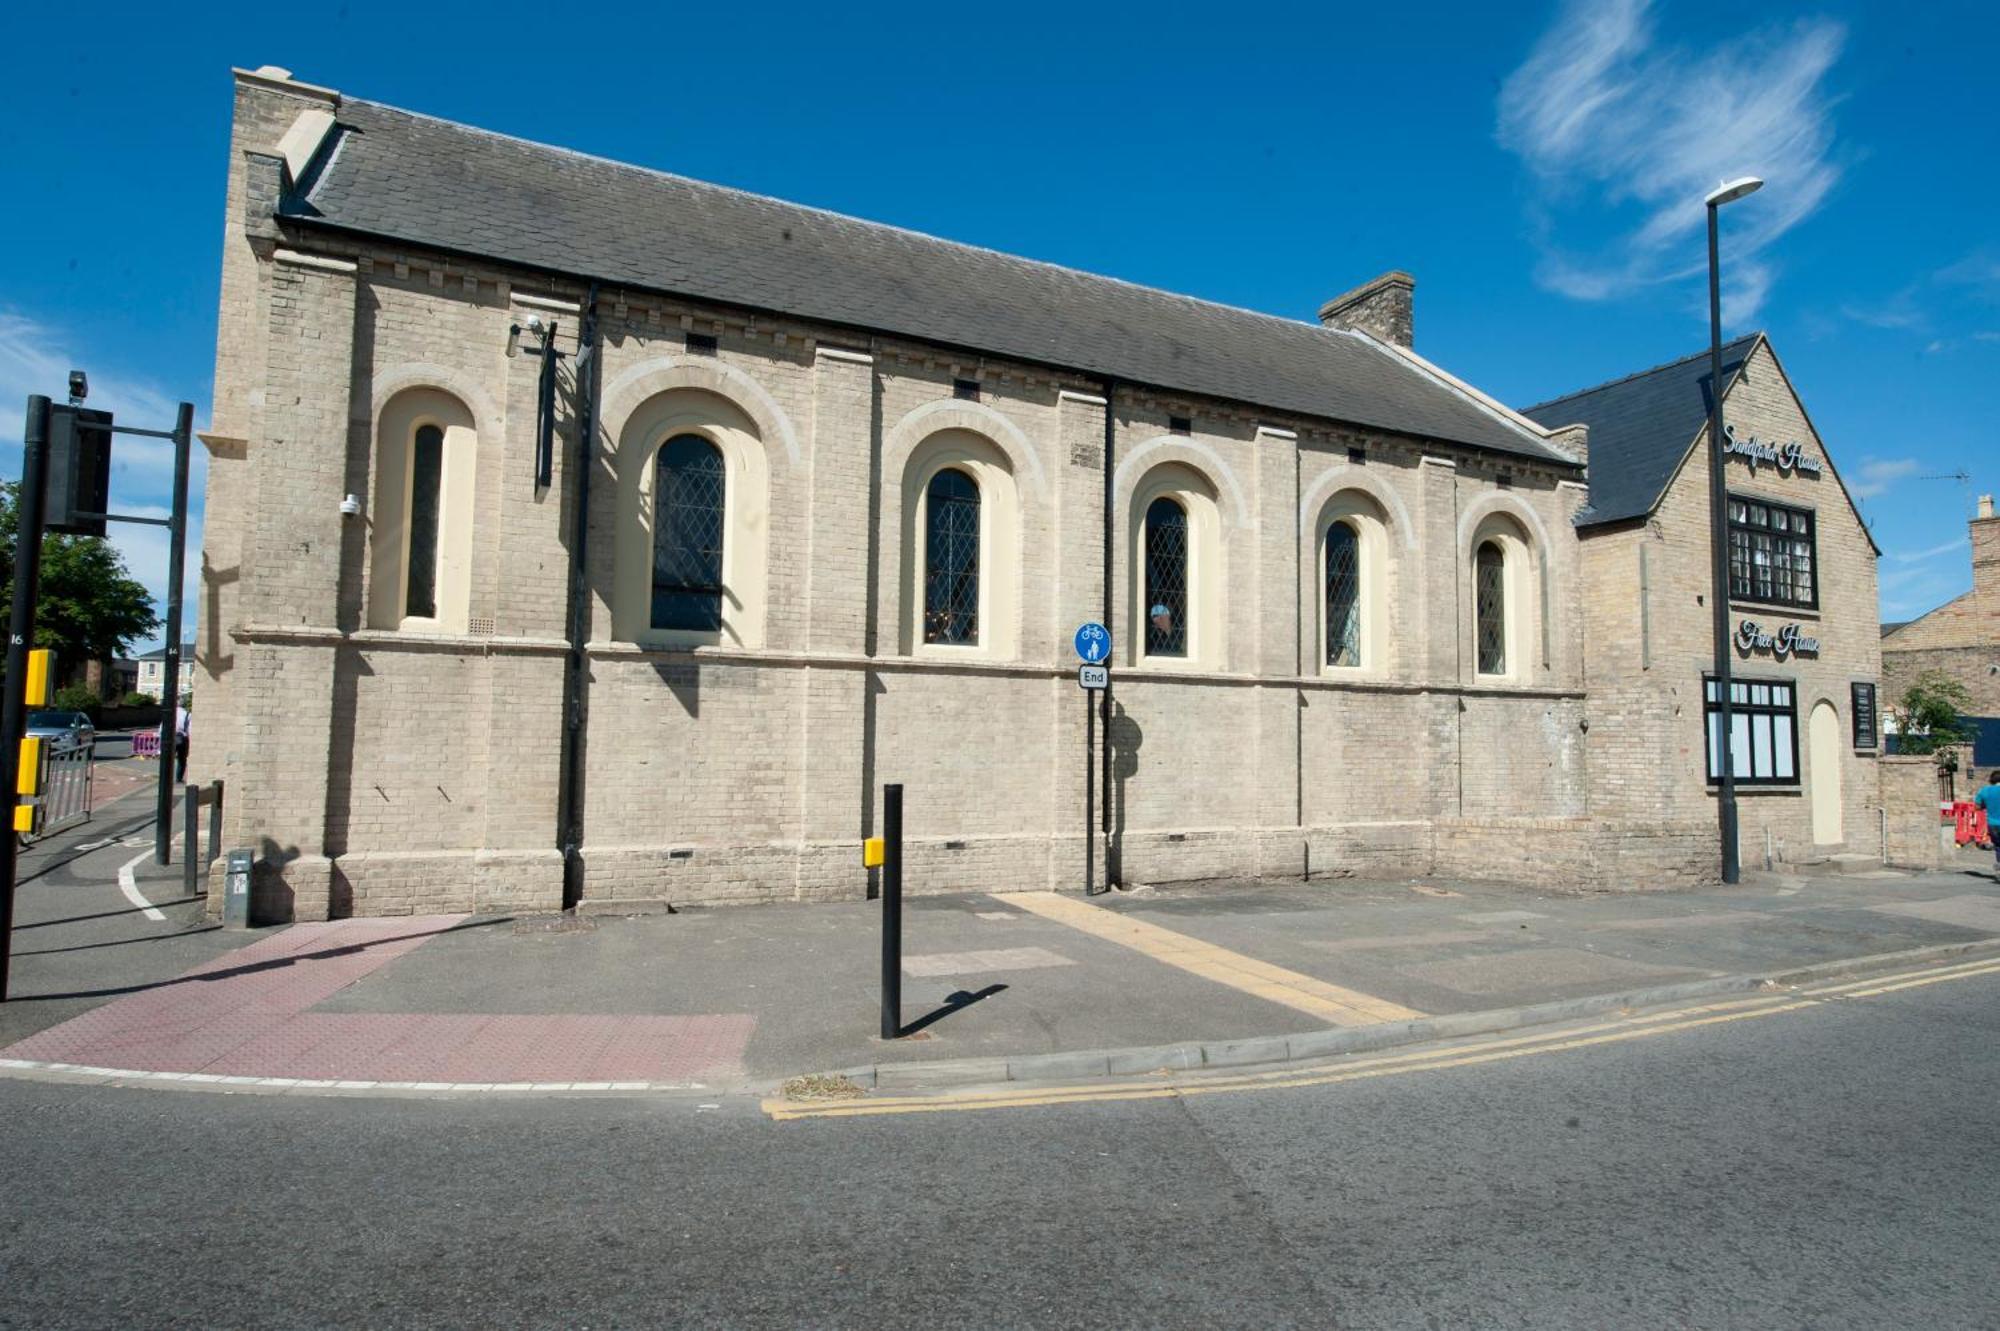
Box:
[131,731,162,759]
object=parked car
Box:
[26,710,95,753]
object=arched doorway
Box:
[1809,700,1843,845]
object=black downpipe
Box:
[558,285,601,909]
[1100,378,1117,889]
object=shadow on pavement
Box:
[900,982,1007,1037]
[9,916,510,1004]
[15,925,224,958]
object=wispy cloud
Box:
[0,308,207,651]
[1839,252,2000,340]
[1847,457,1921,500]
[1888,536,1967,565]
[1497,0,1845,324]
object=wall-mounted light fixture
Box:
[506,315,561,488]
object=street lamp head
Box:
[1705,177,1764,208]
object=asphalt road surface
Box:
[1,965,1994,1328]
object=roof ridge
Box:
[1522,332,1763,414]
[343,95,1348,344]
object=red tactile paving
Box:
[4,915,755,1084]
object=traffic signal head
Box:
[44,404,112,536]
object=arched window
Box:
[1145,496,1189,658]
[404,424,443,620]
[369,387,476,634]
[923,467,980,645]
[651,434,727,632]
[1475,539,1507,676]
[1325,520,1361,668]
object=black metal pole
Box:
[1,396,54,1000]
[153,403,193,865]
[1099,380,1116,888]
[1084,687,1095,894]
[880,782,903,1039]
[558,288,600,909]
[1706,205,1741,884]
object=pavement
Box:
[7,799,2000,1096]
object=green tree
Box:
[0,482,161,677]
[1895,669,1978,761]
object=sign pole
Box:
[0,396,54,1000]
[153,403,193,866]
[1084,686,1095,895]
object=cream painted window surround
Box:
[900,429,1020,660]
[612,390,770,650]
[368,387,476,634]
[1128,463,1222,672]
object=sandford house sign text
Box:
[1722,424,1823,477]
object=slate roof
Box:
[281,96,1574,467]
[1521,335,1761,526]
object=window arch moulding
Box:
[898,428,1020,659]
[368,386,477,634]
[1315,489,1393,677]
[1127,462,1222,671]
[612,387,771,650]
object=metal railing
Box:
[22,740,94,841]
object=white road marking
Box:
[116,850,167,922]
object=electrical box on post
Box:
[44,405,113,536]
[22,649,51,707]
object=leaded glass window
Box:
[405,423,443,619]
[1144,497,1189,658]
[923,467,980,645]
[651,434,726,632]
[1325,521,1361,668]
[1475,540,1506,675]
[1727,496,1816,608]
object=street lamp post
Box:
[1705,175,1762,885]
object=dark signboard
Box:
[1851,682,1878,751]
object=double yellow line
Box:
[764,953,2000,1122]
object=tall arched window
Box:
[651,434,727,632]
[404,424,443,620]
[1475,539,1507,676]
[1145,496,1189,658]
[923,467,980,645]
[1325,520,1361,668]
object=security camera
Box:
[340,493,362,517]
[67,369,88,403]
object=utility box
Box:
[222,849,254,930]
[45,405,113,537]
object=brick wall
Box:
[1577,340,1883,871]
[201,70,1767,917]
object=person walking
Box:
[174,700,191,784]
[1976,770,2000,873]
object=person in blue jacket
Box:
[1976,771,2000,870]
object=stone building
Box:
[196,68,1881,919]
[1525,336,1884,867]
[1881,496,2000,764]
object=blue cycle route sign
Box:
[1073,621,1111,664]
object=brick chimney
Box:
[1318,271,1415,347]
[1974,493,1998,599]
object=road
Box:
[1,961,1993,1327]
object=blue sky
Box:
[2,0,1994,648]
